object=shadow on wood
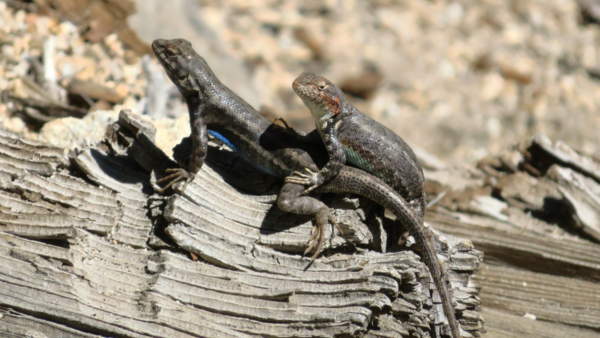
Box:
[0,110,484,337]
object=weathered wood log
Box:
[423,133,600,336]
[0,110,483,337]
[3,105,600,337]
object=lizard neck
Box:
[306,96,353,134]
[314,109,337,132]
[300,97,338,132]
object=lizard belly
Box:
[343,146,382,180]
[208,129,280,176]
[343,144,423,201]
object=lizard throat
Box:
[301,96,336,120]
[313,108,336,131]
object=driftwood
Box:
[0,110,483,337]
[423,135,600,337]
[2,107,600,337]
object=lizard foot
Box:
[158,168,195,194]
[274,117,292,129]
[285,168,323,194]
[304,207,344,261]
[275,117,311,140]
[304,222,323,260]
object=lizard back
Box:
[337,107,425,205]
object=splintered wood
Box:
[2,108,599,337]
[0,112,484,338]
[424,135,600,337]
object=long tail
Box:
[321,167,460,338]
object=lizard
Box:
[286,72,425,217]
[152,39,460,337]
[286,72,459,338]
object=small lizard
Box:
[287,72,425,216]
[287,72,459,338]
[153,39,460,337]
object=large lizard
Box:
[152,38,460,337]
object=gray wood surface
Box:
[6,108,600,337]
[424,134,600,337]
[0,111,483,337]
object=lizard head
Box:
[152,38,213,96]
[292,72,345,122]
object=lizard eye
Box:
[165,48,178,57]
[317,84,326,90]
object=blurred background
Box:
[2,3,600,336]
[1,0,600,163]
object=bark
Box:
[0,109,495,338]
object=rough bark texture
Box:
[0,111,484,337]
[1,110,600,337]
[424,135,600,337]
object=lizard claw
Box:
[295,168,316,179]
[304,207,344,261]
[328,213,344,237]
[274,117,292,130]
[275,117,309,138]
[304,224,321,258]
[285,168,323,194]
[158,168,195,194]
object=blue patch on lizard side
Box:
[344,146,385,181]
[208,129,278,176]
[208,130,237,153]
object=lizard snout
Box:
[292,78,302,91]
[292,72,318,94]
[151,39,167,54]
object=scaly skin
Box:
[288,72,459,338]
[153,39,343,259]
[153,39,460,337]
[288,72,426,216]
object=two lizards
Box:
[287,72,459,338]
[152,38,460,337]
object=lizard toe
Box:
[327,212,344,237]
[304,224,321,256]
[158,168,195,194]
[311,229,326,261]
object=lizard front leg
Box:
[158,97,208,194]
[277,182,344,260]
[285,119,345,194]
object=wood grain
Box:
[0,110,483,337]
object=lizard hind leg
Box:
[277,183,343,261]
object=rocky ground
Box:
[1,0,600,164]
[131,0,600,164]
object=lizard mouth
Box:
[151,39,164,55]
[292,72,321,102]
[292,78,302,92]
[151,41,178,75]
[151,41,168,66]
[292,79,313,99]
